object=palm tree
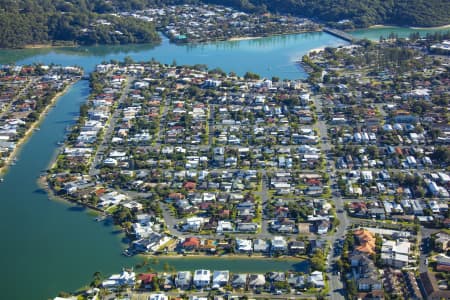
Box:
[90,271,103,287]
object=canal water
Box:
[0,26,447,299]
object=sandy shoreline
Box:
[0,83,75,176]
[228,36,263,42]
[369,24,450,30]
[307,47,326,54]
[23,43,78,49]
[409,24,450,30]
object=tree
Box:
[310,249,326,271]
[431,147,450,165]
[90,271,103,287]
[244,71,260,80]
[151,276,160,291]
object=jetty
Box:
[323,27,359,43]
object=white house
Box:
[236,238,252,252]
[271,236,287,252]
[381,239,410,268]
[212,270,229,288]
[193,269,211,288]
[102,270,136,289]
[309,271,325,288]
[148,293,168,300]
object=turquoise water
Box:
[1,33,346,79]
[137,257,309,273]
[351,26,450,40]
[0,26,447,299]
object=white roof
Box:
[194,269,211,281]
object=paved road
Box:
[89,76,134,175]
[313,93,348,300]
[419,226,439,273]
[130,290,317,300]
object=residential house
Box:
[381,239,410,268]
[231,274,248,289]
[212,270,229,288]
[102,270,136,289]
[436,254,450,272]
[287,273,306,289]
[248,274,266,289]
[253,239,270,253]
[193,269,211,289]
[148,294,168,300]
[420,271,450,300]
[236,238,253,253]
[137,273,157,289]
[271,236,287,252]
[175,271,192,290]
[354,229,376,255]
[181,237,200,251]
[269,272,286,283]
[317,220,330,235]
[289,241,306,255]
[309,271,325,288]
[434,232,450,252]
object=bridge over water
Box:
[323,27,359,43]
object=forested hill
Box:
[0,0,160,48]
[0,0,448,48]
[203,0,450,28]
[108,0,449,28]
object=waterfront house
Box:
[287,273,306,289]
[253,239,270,253]
[193,269,211,288]
[248,274,266,289]
[271,236,288,252]
[138,273,157,289]
[289,241,306,255]
[231,274,248,289]
[236,238,253,253]
[102,270,136,289]
[181,237,201,251]
[212,270,230,288]
[269,272,286,283]
[175,271,192,290]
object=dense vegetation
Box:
[104,0,450,28]
[0,0,448,48]
[0,0,160,48]
[203,0,450,28]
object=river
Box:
[0,26,447,299]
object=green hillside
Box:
[204,0,450,28]
[0,0,160,48]
[0,0,448,48]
